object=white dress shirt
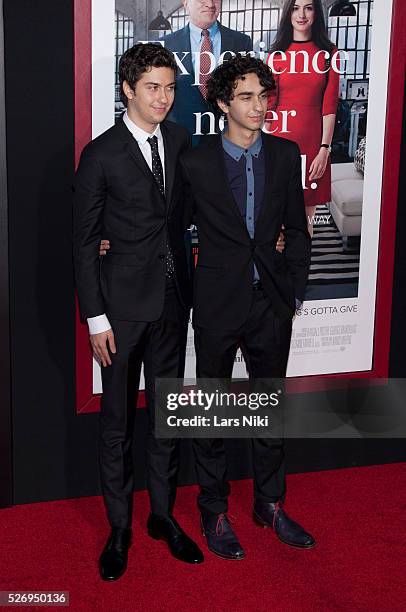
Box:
[87,111,165,335]
[123,111,166,187]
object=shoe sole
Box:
[100,567,127,582]
[253,512,316,549]
[201,526,245,560]
[148,529,204,564]
[99,556,130,581]
[206,545,246,560]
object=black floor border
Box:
[0,0,13,508]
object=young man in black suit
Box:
[161,0,253,140]
[180,55,316,559]
[73,43,203,581]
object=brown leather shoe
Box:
[254,501,316,549]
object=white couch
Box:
[329,162,363,238]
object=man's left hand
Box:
[100,239,110,256]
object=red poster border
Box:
[74,0,405,414]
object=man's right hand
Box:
[90,328,116,367]
[100,239,110,256]
[276,227,285,253]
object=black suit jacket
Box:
[162,23,253,138]
[73,117,191,322]
[180,134,311,329]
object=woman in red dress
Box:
[265,0,340,235]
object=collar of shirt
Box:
[123,111,163,146]
[189,19,219,47]
[221,131,263,161]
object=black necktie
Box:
[147,135,175,278]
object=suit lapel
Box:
[126,137,155,182]
[262,134,277,190]
[256,135,279,230]
[161,122,176,209]
[116,118,154,180]
[219,23,233,54]
[180,25,193,77]
[209,136,251,237]
[116,117,166,203]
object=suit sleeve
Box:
[73,145,106,320]
[282,143,311,302]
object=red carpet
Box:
[0,464,405,612]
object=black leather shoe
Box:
[201,513,245,560]
[147,514,204,564]
[99,527,132,581]
[253,500,316,549]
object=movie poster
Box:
[86,0,394,394]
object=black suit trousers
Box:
[99,281,188,528]
[193,287,292,515]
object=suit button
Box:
[159,253,166,259]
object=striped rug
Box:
[307,204,360,286]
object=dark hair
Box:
[270,0,335,54]
[207,55,274,114]
[119,43,177,106]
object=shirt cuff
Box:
[87,314,112,335]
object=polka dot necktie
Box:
[199,29,213,100]
[147,135,175,278]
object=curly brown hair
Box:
[119,43,177,106]
[207,55,274,114]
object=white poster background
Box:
[91,0,393,392]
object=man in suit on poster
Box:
[180,55,316,559]
[73,43,203,581]
[161,0,253,140]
